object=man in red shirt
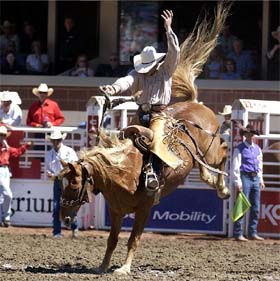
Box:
[26,83,64,127]
[0,125,32,227]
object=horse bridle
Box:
[183,119,220,158]
[60,161,94,208]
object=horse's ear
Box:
[68,162,77,174]
[61,160,68,167]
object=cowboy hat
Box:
[133,46,165,74]
[32,83,54,97]
[0,91,22,104]
[240,124,260,136]
[47,129,67,140]
[272,26,280,40]
[218,105,232,115]
[0,125,11,137]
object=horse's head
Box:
[58,160,94,226]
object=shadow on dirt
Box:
[24,265,119,275]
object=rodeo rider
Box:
[100,10,181,191]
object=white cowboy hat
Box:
[0,125,11,137]
[218,105,232,115]
[133,46,165,74]
[47,130,67,140]
[272,26,280,40]
[32,83,54,97]
[0,91,22,104]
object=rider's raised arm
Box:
[161,10,180,76]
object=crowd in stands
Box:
[0,18,279,80]
[0,20,49,75]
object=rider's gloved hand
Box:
[99,85,116,96]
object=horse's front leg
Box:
[114,207,151,275]
[97,208,123,273]
[199,163,230,199]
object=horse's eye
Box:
[62,178,69,188]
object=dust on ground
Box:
[0,227,279,281]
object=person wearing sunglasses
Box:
[69,54,94,77]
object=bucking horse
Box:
[59,2,232,275]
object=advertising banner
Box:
[10,180,53,226]
[104,189,226,234]
[258,189,280,238]
[10,179,94,228]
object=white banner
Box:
[10,179,95,228]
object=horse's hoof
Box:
[94,266,107,274]
[218,188,231,200]
[114,265,130,275]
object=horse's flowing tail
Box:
[171,1,232,102]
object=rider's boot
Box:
[144,159,159,192]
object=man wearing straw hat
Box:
[218,104,232,143]
[26,83,64,128]
[99,10,180,191]
[0,91,22,126]
[46,129,78,238]
[0,125,32,227]
[232,124,265,242]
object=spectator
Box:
[20,22,38,57]
[218,104,232,143]
[205,48,223,79]
[26,40,49,74]
[46,129,79,238]
[232,124,265,242]
[0,20,20,57]
[267,26,280,80]
[58,17,83,73]
[0,52,24,74]
[220,58,241,80]
[95,52,128,77]
[0,91,22,126]
[228,39,255,80]
[217,25,237,57]
[69,54,94,77]
[26,83,64,128]
[0,125,32,227]
[0,40,25,68]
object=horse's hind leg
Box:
[114,207,151,275]
[199,164,230,199]
[97,208,123,273]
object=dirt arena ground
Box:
[0,227,279,281]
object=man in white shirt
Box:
[46,129,78,238]
[0,91,22,126]
[100,10,180,191]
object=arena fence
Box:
[8,98,280,237]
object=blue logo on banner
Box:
[105,189,224,232]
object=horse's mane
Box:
[78,131,135,183]
[171,1,231,102]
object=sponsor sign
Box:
[258,190,280,237]
[10,180,53,226]
[105,189,225,234]
[10,179,94,228]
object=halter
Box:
[60,161,94,208]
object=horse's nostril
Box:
[65,216,71,225]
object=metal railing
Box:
[9,126,86,180]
